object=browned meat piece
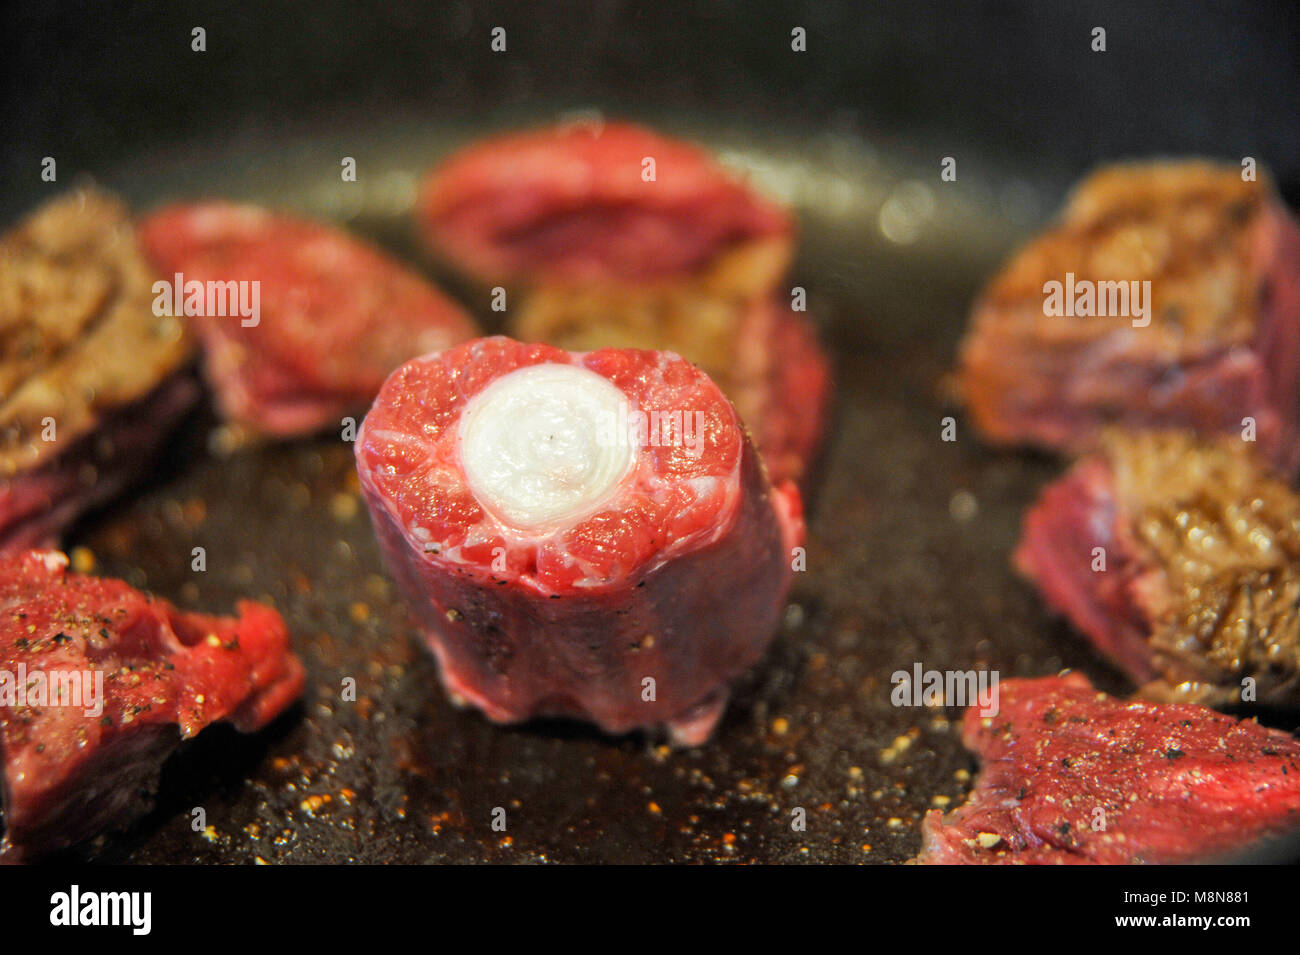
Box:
[1015,430,1300,708]
[958,162,1300,477]
[0,376,197,554]
[0,550,304,862]
[0,190,197,553]
[918,673,1300,864]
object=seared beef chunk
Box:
[918,673,1300,864]
[356,337,802,744]
[418,122,830,488]
[958,162,1300,477]
[516,288,830,489]
[1016,430,1300,707]
[139,202,478,438]
[0,550,304,862]
[0,191,197,553]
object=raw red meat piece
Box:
[958,162,1300,477]
[355,336,802,744]
[417,121,793,285]
[1,190,198,553]
[918,673,1300,864]
[0,550,304,862]
[1015,430,1300,707]
[139,202,478,437]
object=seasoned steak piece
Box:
[356,337,802,744]
[918,673,1300,864]
[958,162,1300,477]
[419,122,830,487]
[417,121,793,286]
[0,550,304,862]
[0,190,197,553]
[139,202,478,438]
[1016,430,1300,707]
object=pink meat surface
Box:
[0,550,304,862]
[918,673,1300,864]
[139,202,478,437]
[355,336,802,743]
[418,121,792,285]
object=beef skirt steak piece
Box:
[0,550,305,862]
[1015,430,1300,707]
[958,161,1300,477]
[355,336,802,744]
[418,121,830,487]
[139,202,478,439]
[0,190,198,554]
[917,673,1300,864]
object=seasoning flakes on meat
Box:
[918,674,1300,864]
[0,550,305,862]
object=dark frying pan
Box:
[3,1,1299,864]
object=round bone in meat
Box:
[355,336,803,744]
[458,363,636,530]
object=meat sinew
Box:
[0,190,198,554]
[1015,430,1300,708]
[918,673,1300,864]
[0,550,304,862]
[418,122,831,488]
[139,202,478,438]
[958,161,1300,477]
[355,336,802,744]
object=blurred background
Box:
[3,0,1298,221]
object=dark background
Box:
[3,0,1298,210]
